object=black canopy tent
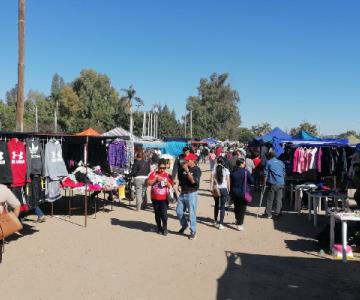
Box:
[0,131,129,227]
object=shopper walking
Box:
[262,151,285,219]
[131,152,151,210]
[147,159,173,235]
[208,149,216,172]
[230,159,253,231]
[210,157,230,230]
[176,153,201,240]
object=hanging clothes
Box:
[25,137,44,177]
[0,141,13,184]
[316,148,322,173]
[44,139,68,202]
[7,138,27,187]
[26,175,45,208]
[307,148,318,170]
[44,139,68,180]
[348,151,360,178]
[108,140,127,168]
[11,186,29,212]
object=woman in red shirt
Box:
[147,159,174,236]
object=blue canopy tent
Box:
[294,130,320,141]
[255,127,293,157]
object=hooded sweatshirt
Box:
[44,139,68,180]
[26,137,44,177]
[7,138,27,187]
[0,141,13,184]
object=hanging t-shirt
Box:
[7,138,27,187]
[26,137,44,177]
[0,141,13,184]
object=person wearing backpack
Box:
[230,159,253,231]
[210,157,231,230]
[147,159,174,235]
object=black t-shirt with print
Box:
[178,165,202,193]
[0,141,13,184]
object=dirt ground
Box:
[1,165,359,300]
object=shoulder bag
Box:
[243,171,253,204]
[0,204,23,263]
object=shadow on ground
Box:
[217,251,360,300]
[111,218,157,232]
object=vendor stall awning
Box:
[76,128,100,136]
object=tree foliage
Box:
[186,73,241,140]
[70,69,122,132]
[290,121,318,136]
[251,122,272,137]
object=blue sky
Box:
[0,0,359,134]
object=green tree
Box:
[120,85,144,135]
[57,86,81,133]
[237,127,256,143]
[71,69,121,133]
[251,122,272,137]
[290,121,318,136]
[156,105,182,138]
[50,74,65,132]
[337,130,360,139]
[186,73,241,139]
[5,84,18,107]
[0,101,16,131]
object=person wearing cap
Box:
[176,153,202,240]
[262,151,285,219]
[171,146,190,179]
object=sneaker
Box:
[189,233,196,240]
[178,225,188,234]
[163,229,168,236]
[218,224,225,230]
[36,216,46,223]
[157,228,163,235]
[261,213,272,219]
[236,225,244,231]
[213,220,218,226]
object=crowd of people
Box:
[3,142,359,243]
[126,143,288,240]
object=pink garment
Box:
[317,148,322,173]
[292,148,300,173]
[298,148,307,173]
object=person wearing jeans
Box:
[176,153,202,240]
[147,159,173,235]
[210,157,230,229]
[176,191,198,235]
[131,152,151,210]
[263,151,285,219]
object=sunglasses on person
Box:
[158,166,166,170]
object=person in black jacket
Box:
[131,152,151,210]
[230,158,253,231]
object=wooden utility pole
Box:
[16,0,25,132]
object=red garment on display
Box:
[7,138,27,187]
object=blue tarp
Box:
[163,141,188,157]
[295,130,320,141]
[201,138,220,146]
[256,127,292,143]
